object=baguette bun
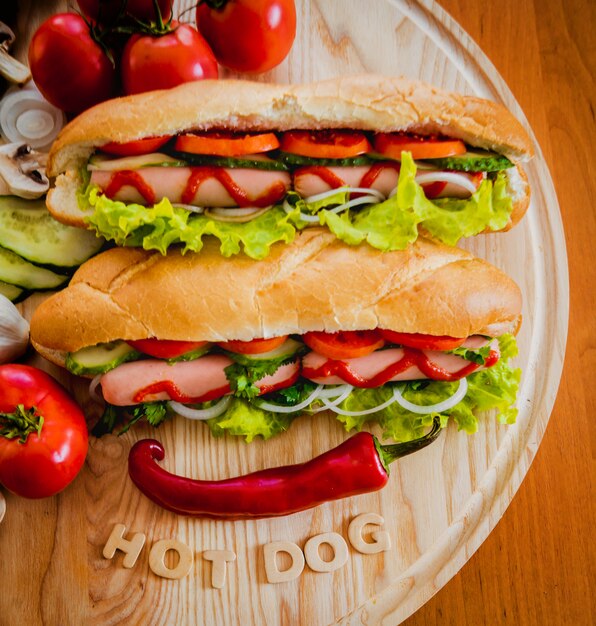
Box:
[48,75,533,175]
[30,229,522,366]
[46,74,533,230]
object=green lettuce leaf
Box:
[317,152,513,250]
[82,186,297,260]
[93,335,520,443]
[448,342,493,365]
[328,333,521,440]
[80,153,514,258]
[207,397,294,442]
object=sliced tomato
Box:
[127,339,209,359]
[379,330,466,351]
[374,133,466,160]
[174,131,280,157]
[280,130,372,159]
[302,330,384,360]
[217,335,289,355]
[101,135,172,156]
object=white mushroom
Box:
[0,22,30,86]
[0,143,49,198]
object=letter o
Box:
[304,532,349,573]
[149,539,194,579]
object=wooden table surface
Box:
[404,1,595,624]
[0,1,593,625]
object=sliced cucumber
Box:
[0,196,104,267]
[224,338,304,364]
[273,151,377,168]
[166,343,212,363]
[0,280,26,302]
[89,152,185,170]
[166,151,289,171]
[66,341,142,376]
[422,150,513,172]
[0,246,68,290]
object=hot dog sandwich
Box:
[30,229,522,441]
[46,75,533,260]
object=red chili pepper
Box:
[128,417,441,520]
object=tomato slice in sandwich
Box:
[127,339,209,358]
[174,131,280,156]
[101,135,172,156]
[302,330,385,360]
[217,336,289,355]
[374,133,466,160]
[280,130,372,159]
[379,330,466,351]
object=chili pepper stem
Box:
[375,415,442,472]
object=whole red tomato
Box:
[121,22,218,95]
[0,364,89,499]
[77,0,173,24]
[196,0,296,73]
[28,13,116,113]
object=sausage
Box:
[90,167,291,207]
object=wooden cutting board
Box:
[1,1,567,624]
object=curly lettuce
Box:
[94,335,520,442]
[79,152,514,258]
[207,335,521,442]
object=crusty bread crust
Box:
[48,74,534,177]
[30,229,522,359]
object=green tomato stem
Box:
[0,405,44,444]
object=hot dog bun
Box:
[30,228,522,365]
[46,74,533,229]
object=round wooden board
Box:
[1,1,568,624]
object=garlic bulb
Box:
[0,294,29,363]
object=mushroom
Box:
[0,22,30,86]
[0,143,49,198]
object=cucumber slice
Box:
[273,151,378,168]
[0,196,104,267]
[422,150,513,172]
[166,343,212,363]
[66,341,142,376]
[166,151,289,171]
[224,338,304,364]
[0,280,26,302]
[89,152,185,170]
[0,246,68,290]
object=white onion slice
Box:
[0,84,65,150]
[317,384,353,399]
[172,203,204,213]
[89,375,104,405]
[320,392,398,417]
[168,395,232,420]
[204,206,270,222]
[312,384,355,413]
[415,171,479,194]
[283,185,384,223]
[392,378,468,415]
[256,385,323,414]
[305,185,384,204]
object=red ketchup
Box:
[302,348,500,387]
[105,170,157,204]
[182,167,287,207]
[358,162,400,188]
[134,381,231,404]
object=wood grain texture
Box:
[404,1,595,625]
[0,0,589,625]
